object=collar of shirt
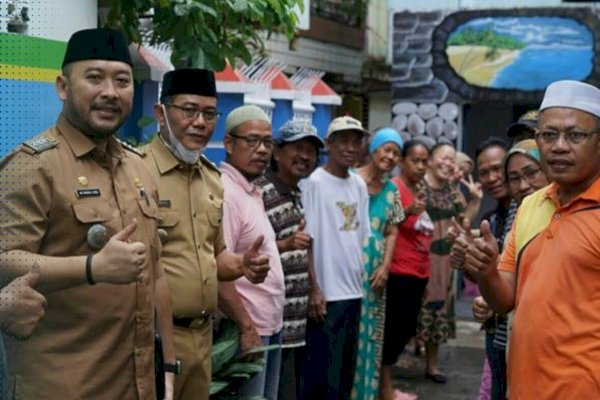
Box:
[56,115,125,160]
[149,134,201,175]
[264,169,298,195]
[543,177,600,208]
[221,161,261,196]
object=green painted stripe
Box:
[0,33,66,70]
[431,238,452,255]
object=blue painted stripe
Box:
[0,79,62,157]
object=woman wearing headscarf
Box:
[351,128,405,400]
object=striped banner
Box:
[0,33,65,82]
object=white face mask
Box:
[160,105,202,164]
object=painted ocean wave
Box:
[491,47,593,90]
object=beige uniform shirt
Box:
[142,136,225,318]
[0,116,162,400]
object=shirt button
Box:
[204,277,209,284]
[193,212,197,218]
[201,310,207,316]
[554,213,561,220]
[135,347,142,357]
[209,193,214,200]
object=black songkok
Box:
[62,28,132,68]
[160,69,217,102]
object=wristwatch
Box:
[164,360,181,375]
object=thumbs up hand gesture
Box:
[242,235,270,284]
[448,217,474,270]
[0,261,47,339]
[279,219,311,252]
[464,220,500,279]
[93,219,148,284]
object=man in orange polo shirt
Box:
[465,80,600,399]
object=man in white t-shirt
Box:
[300,116,371,399]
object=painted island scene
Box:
[446,17,593,90]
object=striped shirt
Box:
[493,200,518,350]
[255,170,309,348]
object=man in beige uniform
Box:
[142,68,270,399]
[0,28,175,399]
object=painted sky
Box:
[449,16,593,49]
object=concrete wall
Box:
[368,91,393,131]
[264,32,364,84]
[367,0,390,62]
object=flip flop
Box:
[394,389,418,400]
[425,372,447,384]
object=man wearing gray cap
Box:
[254,119,324,399]
[466,80,600,399]
[218,105,286,399]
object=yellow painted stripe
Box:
[0,64,59,83]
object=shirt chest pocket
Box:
[158,210,180,228]
[136,198,161,245]
[137,197,159,221]
[71,201,114,249]
[208,210,222,228]
[204,209,223,246]
[72,201,113,224]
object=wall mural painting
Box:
[446,17,593,90]
[432,8,600,103]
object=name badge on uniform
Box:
[159,199,171,208]
[75,188,101,199]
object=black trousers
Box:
[299,299,361,400]
[382,274,428,365]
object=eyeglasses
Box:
[164,103,221,122]
[507,168,542,186]
[535,130,599,145]
[229,133,274,149]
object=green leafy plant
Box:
[209,318,280,398]
[102,0,304,71]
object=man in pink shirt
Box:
[218,105,285,399]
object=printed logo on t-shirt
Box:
[336,201,359,231]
